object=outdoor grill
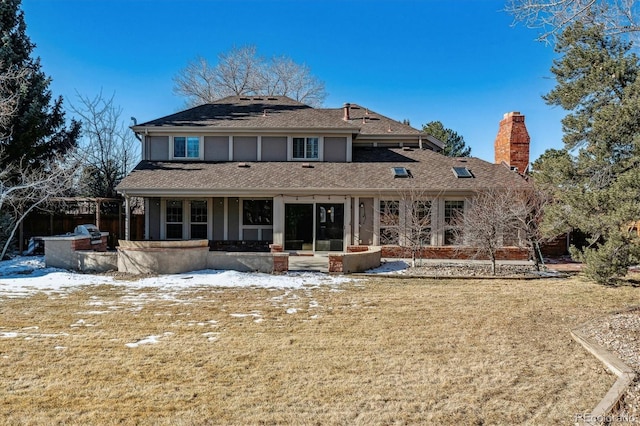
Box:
[74,224,103,245]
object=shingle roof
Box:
[136,96,423,136]
[138,96,358,130]
[117,147,529,196]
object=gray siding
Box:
[213,197,225,240]
[228,197,240,240]
[243,229,259,240]
[147,136,169,161]
[324,137,347,162]
[261,136,287,161]
[233,136,257,161]
[359,197,374,245]
[204,136,229,161]
[148,197,161,240]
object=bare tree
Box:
[173,45,327,107]
[71,91,139,198]
[451,188,521,275]
[379,190,435,267]
[507,186,554,270]
[506,0,640,43]
[0,152,78,259]
[263,56,327,106]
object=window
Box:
[243,200,272,225]
[392,167,410,178]
[293,137,319,159]
[379,200,400,245]
[444,200,465,245]
[452,166,473,178]
[173,136,200,159]
[166,200,183,239]
[190,200,208,239]
[408,200,431,246]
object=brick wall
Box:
[71,236,108,252]
[328,255,343,273]
[380,245,529,261]
[494,112,530,173]
[273,254,288,272]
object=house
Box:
[116,96,530,262]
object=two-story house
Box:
[116,96,530,256]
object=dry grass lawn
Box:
[1,275,639,425]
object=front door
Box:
[315,203,344,251]
[284,204,314,251]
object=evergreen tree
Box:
[422,121,471,157]
[535,22,640,284]
[0,0,80,172]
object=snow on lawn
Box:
[366,260,409,274]
[0,256,358,298]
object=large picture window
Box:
[243,200,272,225]
[292,137,319,159]
[173,136,200,159]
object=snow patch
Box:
[366,260,409,274]
[0,257,357,299]
[125,332,173,348]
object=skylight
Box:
[452,167,473,178]
[392,167,410,178]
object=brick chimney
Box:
[343,103,351,121]
[494,111,530,173]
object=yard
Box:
[1,266,639,425]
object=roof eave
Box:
[131,125,360,135]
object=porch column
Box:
[272,195,284,246]
[344,196,352,250]
[353,196,360,245]
[124,195,131,241]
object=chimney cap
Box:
[503,111,522,119]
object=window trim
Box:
[240,198,274,241]
[189,199,209,240]
[161,198,211,240]
[170,136,203,160]
[288,136,323,161]
[443,199,465,246]
[379,200,401,245]
[164,199,184,240]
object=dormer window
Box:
[172,136,201,159]
[293,137,319,159]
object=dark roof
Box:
[136,96,423,136]
[326,104,423,136]
[117,147,529,195]
[139,96,357,130]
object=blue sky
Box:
[22,0,566,163]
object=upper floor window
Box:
[293,137,319,159]
[173,136,200,159]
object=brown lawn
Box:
[1,275,638,425]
